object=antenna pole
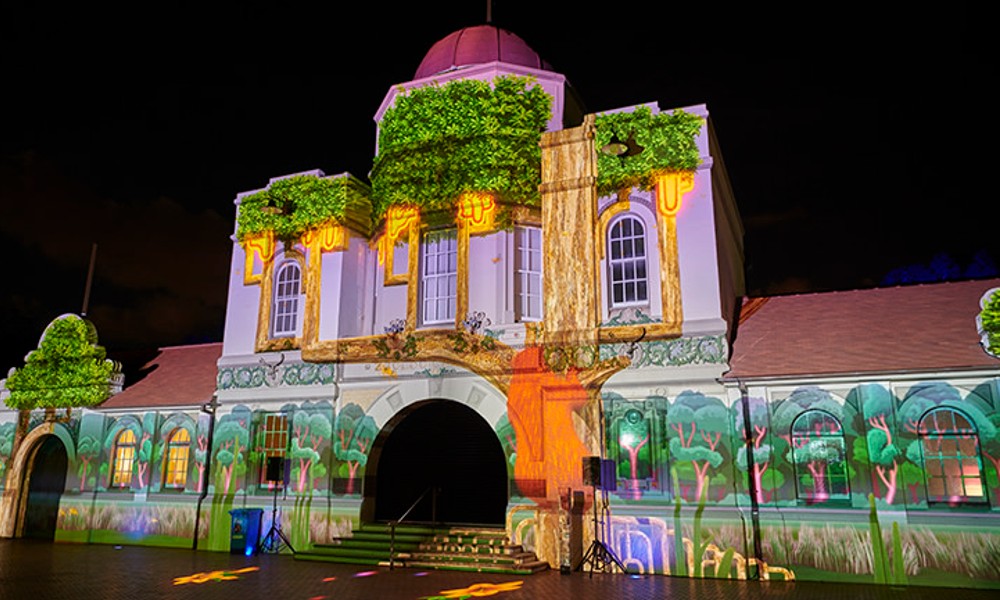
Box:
[486,0,492,23]
[81,243,97,316]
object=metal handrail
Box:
[389,486,434,570]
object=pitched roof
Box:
[726,279,1000,380]
[100,343,221,409]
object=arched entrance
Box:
[21,435,68,540]
[368,400,507,527]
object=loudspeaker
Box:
[265,456,284,483]
[601,459,617,492]
[582,456,602,487]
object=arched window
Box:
[607,215,648,307]
[919,407,985,503]
[163,428,191,489]
[111,429,137,488]
[790,410,849,504]
[272,260,301,337]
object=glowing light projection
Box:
[378,205,420,286]
[172,566,260,585]
[242,231,274,285]
[654,171,694,217]
[456,192,497,234]
[424,581,524,599]
[302,223,347,253]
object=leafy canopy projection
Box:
[236,173,372,243]
[371,75,552,227]
[1,314,121,410]
[594,105,703,197]
[980,288,1000,357]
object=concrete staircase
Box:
[295,523,549,575]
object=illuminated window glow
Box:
[272,261,301,338]
[920,407,985,503]
[607,216,648,307]
[515,226,542,321]
[112,429,137,488]
[421,229,458,325]
[163,428,190,489]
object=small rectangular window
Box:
[259,414,289,486]
[421,230,458,325]
[515,226,542,321]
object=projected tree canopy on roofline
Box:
[1,314,122,410]
[234,76,704,242]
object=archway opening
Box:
[370,400,508,527]
[22,435,68,540]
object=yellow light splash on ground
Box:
[424,580,524,599]
[172,566,260,585]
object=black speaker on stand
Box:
[258,456,295,554]
[576,456,625,576]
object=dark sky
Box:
[0,2,991,375]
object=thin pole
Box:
[486,0,492,23]
[81,243,97,316]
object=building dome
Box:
[414,25,551,79]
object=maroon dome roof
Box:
[414,25,550,79]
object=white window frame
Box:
[514,225,542,321]
[607,215,649,308]
[421,229,458,326]
[272,260,302,338]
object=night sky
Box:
[1,2,991,376]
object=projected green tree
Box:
[2,314,120,410]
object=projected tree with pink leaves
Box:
[734,396,780,503]
[861,384,902,505]
[667,391,728,502]
[334,403,377,495]
[76,435,100,492]
[289,404,332,493]
[213,411,250,496]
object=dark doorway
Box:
[372,400,507,527]
[22,435,68,540]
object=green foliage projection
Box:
[235,173,372,243]
[981,289,1000,357]
[2,314,120,410]
[371,76,552,226]
[594,105,703,197]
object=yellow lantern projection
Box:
[241,231,274,285]
[654,171,695,217]
[456,192,496,234]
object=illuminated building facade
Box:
[2,24,999,588]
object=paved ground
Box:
[1,539,998,600]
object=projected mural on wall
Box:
[1,23,998,592]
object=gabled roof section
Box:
[100,343,221,409]
[726,279,1000,380]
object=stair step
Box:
[294,523,546,575]
[403,559,550,575]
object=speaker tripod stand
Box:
[258,485,295,555]
[575,485,625,576]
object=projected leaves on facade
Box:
[2,314,121,410]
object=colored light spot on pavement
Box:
[322,576,336,582]
[354,570,377,578]
[432,581,524,598]
[173,566,260,586]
